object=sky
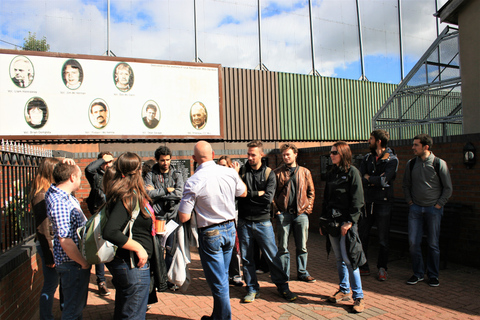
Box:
[0,0,450,84]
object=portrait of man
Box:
[114,62,134,92]
[190,101,207,130]
[11,56,34,88]
[142,102,160,129]
[25,97,48,129]
[89,100,109,129]
[62,59,83,90]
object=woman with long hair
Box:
[217,155,233,168]
[320,141,366,313]
[30,157,60,320]
[103,152,154,319]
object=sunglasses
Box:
[330,151,339,155]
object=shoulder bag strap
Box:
[122,201,141,268]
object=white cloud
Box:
[0,0,447,82]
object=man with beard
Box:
[237,140,297,303]
[274,143,315,283]
[90,101,108,129]
[358,129,399,281]
[403,134,452,287]
[144,145,184,287]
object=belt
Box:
[287,207,297,215]
[199,219,235,231]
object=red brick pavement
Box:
[46,233,480,319]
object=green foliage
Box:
[3,179,31,243]
[23,32,50,52]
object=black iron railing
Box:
[0,140,51,254]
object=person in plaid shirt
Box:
[45,160,91,319]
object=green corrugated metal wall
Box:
[222,67,397,142]
[276,73,396,141]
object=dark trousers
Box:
[358,202,392,270]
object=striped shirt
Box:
[45,184,87,266]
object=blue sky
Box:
[0,0,450,84]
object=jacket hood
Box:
[372,147,397,161]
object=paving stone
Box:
[46,233,480,320]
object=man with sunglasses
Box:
[358,130,399,281]
[273,143,315,283]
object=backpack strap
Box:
[265,167,272,181]
[409,157,417,178]
[409,156,443,187]
[239,165,247,181]
[433,156,443,188]
[122,201,141,268]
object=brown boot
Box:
[327,290,351,303]
[352,298,365,313]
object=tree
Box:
[23,32,50,52]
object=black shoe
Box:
[428,278,439,287]
[201,316,212,320]
[229,278,244,287]
[406,275,424,285]
[98,281,110,296]
[279,289,297,302]
[359,269,371,276]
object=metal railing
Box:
[0,140,52,254]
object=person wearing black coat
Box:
[320,141,366,313]
[85,152,114,296]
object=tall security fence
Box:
[0,140,51,254]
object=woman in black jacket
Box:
[320,141,366,313]
[30,157,60,320]
[104,152,154,320]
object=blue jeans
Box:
[55,261,91,320]
[108,258,150,320]
[358,202,392,270]
[237,219,289,294]
[95,263,105,284]
[37,244,59,320]
[276,212,310,279]
[329,230,364,300]
[198,221,235,320]
[408,204,443,279]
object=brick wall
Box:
[0,243,41,320]
[3,135,479,319]
[298,134,480,268]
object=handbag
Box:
[319,208,342,237]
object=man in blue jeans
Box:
[358,129,399,281]
[403,133,452,287]
[274,143,316,283]
[236,140,297,303]
[179,141,247,320]
[46,161,91,319]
